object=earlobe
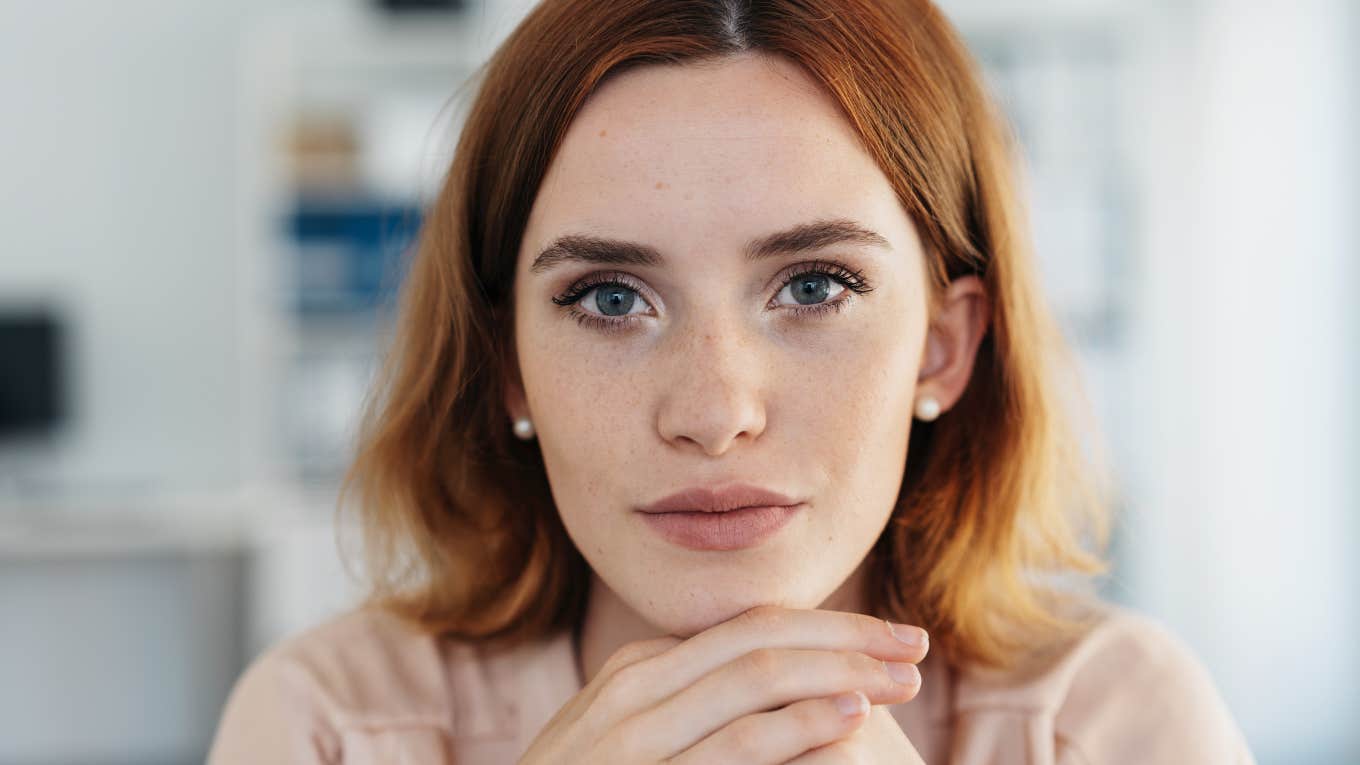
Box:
[503,374,537,439]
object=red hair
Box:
[339,0,1113,671]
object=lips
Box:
[637,482,801,515]
[640,503,802,551]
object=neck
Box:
[574,559,871,687]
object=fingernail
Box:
[834,691,868,716]
[887,622,928,647]
[884,661,920,686]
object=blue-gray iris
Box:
[595,273,830,316]
[794,274,831,304]
[596,286,636,316]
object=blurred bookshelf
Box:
[951,2,1141,599]
[237,2,483,492]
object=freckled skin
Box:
[505,52,986,654]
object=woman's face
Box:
[508,52,978,637]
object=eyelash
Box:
[550,259,875,335]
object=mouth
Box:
[637,503,804,551]
[637,482,801,515]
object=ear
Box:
[917,275,990,413]
[500,333,530,423]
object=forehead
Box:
[523,53,906,261]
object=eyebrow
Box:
[527,218,892,275]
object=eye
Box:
[551,259,874,334]
[769,260,875,318]
[550,272,654,335]
[778,273,842,306]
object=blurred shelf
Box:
[250,4,486,87]
[0,513,244,559]
[0,485,346,559]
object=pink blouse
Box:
[207,601,1255,763]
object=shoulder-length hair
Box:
[339,0,1113,671]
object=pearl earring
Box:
[914,395,941,422]
[512,417,535,440]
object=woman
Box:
[209,0,1255,762]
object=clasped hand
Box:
[518,605,930,764]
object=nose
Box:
[656,321,768,457]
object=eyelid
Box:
[553,257,872,319]
[763,258,872,306]
[551,270,660,314]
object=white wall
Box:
[0,1,257,497]
[1123,1,1359,761]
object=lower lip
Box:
[639,504,803,551]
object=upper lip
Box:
[637,482,803,514]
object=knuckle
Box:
[724,716,764,761]
[592,661,646,717]
[735,604,785,631]
[597,636,675,684]
[739,646,784,686]
[792,698,830,730]
[597,718,646,763]
[602,639,656,673]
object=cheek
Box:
[779,321,917,463]
[519,338,648,515]
[781,330,914,554]
[527,342,647,439]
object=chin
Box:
[632,579,821,638]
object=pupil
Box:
[596,286,635,316]
[795,275,831,305]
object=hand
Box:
[516,605,930,764]
[783,705,928,764]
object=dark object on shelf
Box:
[374,0,466,12]
[0,308,65,438]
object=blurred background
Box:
[0,0,1355,762]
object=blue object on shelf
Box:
[284,197,422,315]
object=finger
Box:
[782,737,856,765]
[619,646,920,760]
[667,691,870,765]
[593,635,685,684]
[592,606,927,725]
[563,636,683,724]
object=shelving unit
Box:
[236,3,484,490]
[956,9,1140,597]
